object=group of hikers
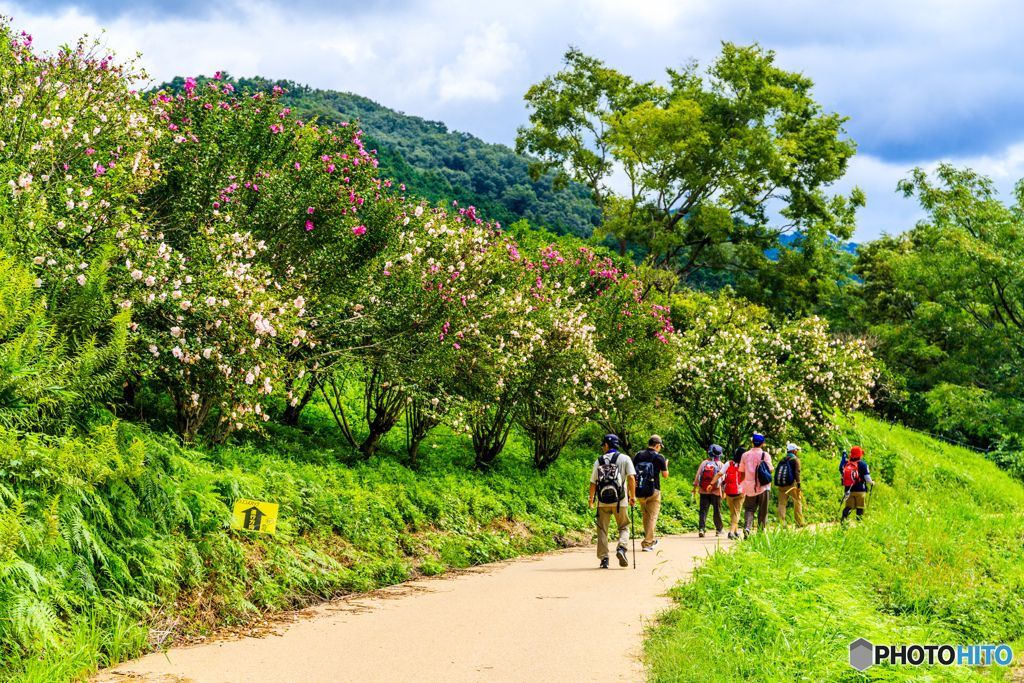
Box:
[588,432,875,567]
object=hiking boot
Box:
[743,529,750,540]
[616,548,628,567]
[698,530,705,538]
[600,557,609,569]
[651,539,659,550]
[727,532,735,540]
[716,530,722,536]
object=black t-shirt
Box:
[632,448,668,491]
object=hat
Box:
[751,433,765,445]
[707,444,723,458]
[602,434,620,449]
[648,434,663,446]
[850,446,864,460]
[786,442,801,453]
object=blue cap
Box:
[752,433,765,445]
[602,434,620,448]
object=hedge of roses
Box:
[0,21,878,467]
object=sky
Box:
[4,0,1024,241]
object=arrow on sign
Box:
[240,506,266,531]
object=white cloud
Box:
[437,23,526,102]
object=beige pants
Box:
[776,485,805,527]
[726,494,745,530]
[596,503,631,559]
[637,490,661,549]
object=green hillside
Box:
[647,414,1024,682]
[152,75,602,236]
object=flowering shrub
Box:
[669,294,876,451]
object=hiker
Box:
[691,444,725,537]
[775,442,805,528]
[840,446,874,520]
[589,434,636,568]
[712,447,746,539]
[632,434,669,551]
[739,434,774,538]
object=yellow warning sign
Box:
[232,499,279,534]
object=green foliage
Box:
[645,414,1024,682]
[516,43,862,287]
[151,74,603,237]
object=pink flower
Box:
[77,274,86,286]
[305,220,314,231]
[214,71,222,80]
[85,148,95,155]
[184,77,196,92]
[352,225,366,236]
[327,164,335,173]
[453,343,460,349]
[294,162,301,170]
[307,207,314,214]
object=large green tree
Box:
[515,44,863,287]
[858,164,1024,439]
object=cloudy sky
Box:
[5,0,1023,241]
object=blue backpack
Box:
[635,459,656,498]
[755,453,773,487]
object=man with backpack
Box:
[775,442,805,528]
[739,434,774,538]
[691,444,725,537]
[589,434,636,568]
[840,446,874,521]
[632,435,669,551]
[711,447,746,539]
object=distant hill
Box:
[152,75,602,237]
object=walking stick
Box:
[630,501,636,569]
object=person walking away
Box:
[589,434,636,568]
[712,447,746,539]
[840,446,874,521]
[632,434,669,551]
[775,442,805,528]
[691,444,725,537]
[739,434,774,538]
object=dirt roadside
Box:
[93,533,730,683]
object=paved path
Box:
[96,533,731,683]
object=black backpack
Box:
[774,455,795,487]
[635,454,656,498]
[595,453,624,504]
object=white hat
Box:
[786,442,801,452]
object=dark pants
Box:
[743,490,770,532]
[698,493,723,532]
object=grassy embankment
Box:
[0,397,707,683]
[645,414,1024,682]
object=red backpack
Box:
[698,462,719,492]
[842,459,862,487]
[723,463,741,495]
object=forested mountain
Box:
[153,75,602,236]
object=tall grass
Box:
[0,407,704,682]
[645,415,1024,682]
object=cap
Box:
[708,444,723,458]
[648,434,662,446]
[850,446,864,459]
[602,434,620,449]
[786,442,801,453]
[752,433,765,445]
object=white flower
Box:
[245,372,255,385]
[145,276,156,287]
[180,301,191,310]
[203,348,212,359]
[205,296,216,306]
[294,296,305,308]
[148,345,159,356]
[33,256,44,265]
[414,205,424,218]
[172,290,182,299]
[172,346,182,358]
[170,327,182,338]
[130,269,143,280]
[77,274,86,286]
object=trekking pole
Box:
[630,501,636,569]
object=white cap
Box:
[786,442,801,452]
